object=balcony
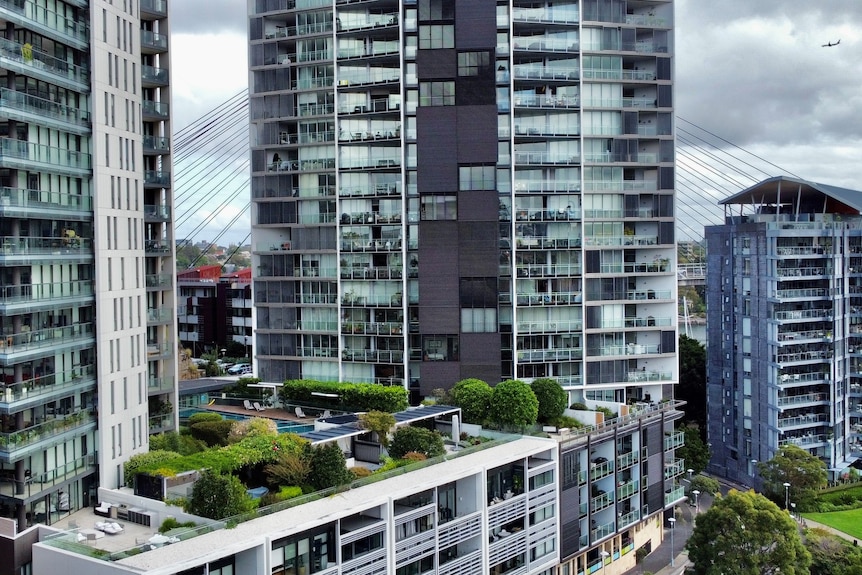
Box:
[0,453,94,499]
[514,237,581,251]
[342,349,404,363]
[0,236,92,261]
[513,94,579,109]
[590,491,614,512]
[147,308,172,324]
[337,68,400,87]
[146,341,174,359]
[144,204,171,222]
[663,431,684,450]
[141,29,168,53]
[140,0,167,18]
[142,99,170,120]
[340,156,401,170]
[145,240,171,255]
[0,138,91,174]
[774,287,831,300]
[777,413,829,430]
[617,479,639,500]
[589,460,614,481]
[618,508,641,529]
[141,64,169,86]
[513,65,579,82]
[627,370,672,383]
[340,267,403,281]
[337,12,399,33]
[144,170,171,188]
[513,37,579,54]
[515,207,581,222]
[591,343,660,357]
[512,6,579,24]
[0,365,95,406]
[516,320,582,334]
[146,273,172,289]
[148,376,175,394]
[514,151,580,166]
[0,0,89,47]
[624,289,672,301]
[664,486,685,506]
[778,433,830,447]
[515,263,582,277]
[143,135,170,154]
[0,408,95,457]
[0,279,93,312]
[591,520,614,542]
[0,38,89,90]
[295,346,338,359]
[515,291,582,306]
[514,179,581,193]
[599,316,673,329]
[664,458,685,479]
[776,266,827,279]
[0,87,89,133]
[516,347,582,363]
[0,186,91,217]
[149,413,173,433]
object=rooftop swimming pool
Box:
[179,408,315,434]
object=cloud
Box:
[169,0,246,35]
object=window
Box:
[461,308,497,332]
[422,335,459,361]
[459,165,495,190]
[420,195,456,220]
[419,81,454,106]
[419,25,454,49]
[458,51,490,76]
[418,0,454,20]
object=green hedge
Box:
[133,433,308,479]
[281,379,408,413]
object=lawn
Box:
[803,507,862,539]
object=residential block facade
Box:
[0,0,177,540]
[706,177,862,484]
[249,0,678,404]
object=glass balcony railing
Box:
[149,413,173,432]
[664,486,685,506]
[590,343,660,357]
[512,6,579,24]
[337,13,398,32]
[516,348,582,363]
[0,186,91,212]
[144,204,171,220]
[0,279,93,307]
[600,316,673,329]
[0,38,89,86]
[0,409,95,454]
[146,341,174,358]
[513,65,579,81]
[0,322,94,354]
[0,235,92,256]
[147,308,172,323]
[343,349,404,363]
[146,272,172,288]
[141,64,169,87]
[0,454,94,499]
[0,0,89,44]
[0,137,91,170]
[618,508,641,528]
[514,151,580,165]
[0,365,95,404]
[664,431,684,451]
[145,240,170,254]
[148,376,175,393]
[516,320,582,334]
[0,87,90,128]
[626,370,673,383]
[140,0,167,16]
[142,99,170,118]
[515,291,582,305]
[141,30,168,51]
[142,135,170,153]
[144,170,171,186]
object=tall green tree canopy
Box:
[676,424,710,475]
[806,528,862,575]
[489,379,538,428]
[677,335,706,426]
[450,378,492,424]
[530,378,567,423]
[757,445,827,511]
[686,489,811,575]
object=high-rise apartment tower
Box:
[0,0,177,533]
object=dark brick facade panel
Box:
[455,0,497,49]
[456,106,498,163]
[416,107,458,193]
[418,221,461,332]
[457,220,498,276]
[416,49,456,79]
[420,361,462,396]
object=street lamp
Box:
[687,468,694,481]
[668,516,677,567]
[692,489,700,514]
[783,482,791,510]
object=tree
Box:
[676,424,710,474]
[307,443,353,491]
[189,419,233,447]
[530,378,567,423]
[757,445,827,511]
[450,378,492,424]
[805,528,862,575]
[677,335,707,427]
[686,489,811,575]
[489,379,538,427]
[187,470,255,520]
[689,474,720,497]
[388,426,445,459]
[358,410,396,448]
[265,451,310,488]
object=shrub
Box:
[351,466,372,479]
[189,420,233,447]
[308,443,353,490]
[124,450,182,486]
[569,402,588,411]
[187,470,255,520]
[150,432,207,455]
[265,451,310,488]
[389,426,445,459]
[450,379,492,423]
[281,379,408,413]
[402,451,427,462]
[530,378,567,423]
[548,415,585,430]
[227,417,278,444]
[187,412,223,425]
[158,517,196,534]
[489,379,538,427]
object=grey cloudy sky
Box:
[169,0,862,242]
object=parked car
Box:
[227,363,251,375]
